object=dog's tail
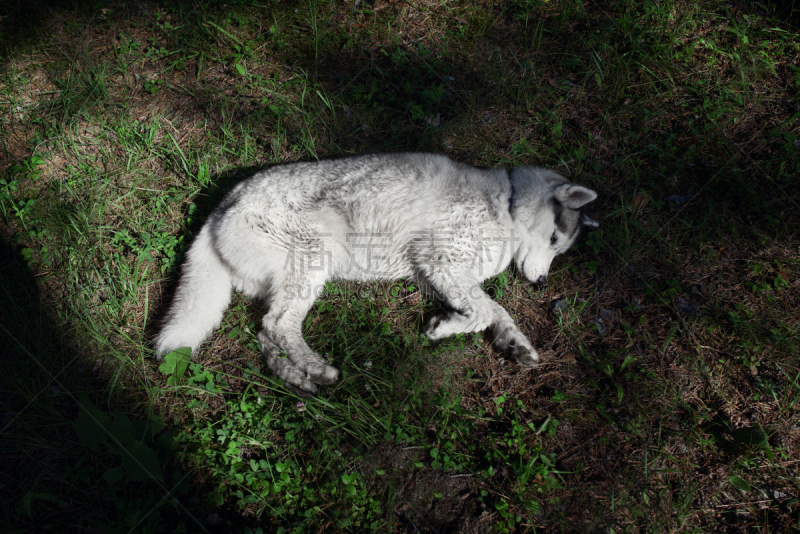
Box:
[154,224,232,358]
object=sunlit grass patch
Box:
[1,0,799,531]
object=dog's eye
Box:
[550,231,558,245]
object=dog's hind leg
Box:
[259,273,340,395]
[260,336,320,397]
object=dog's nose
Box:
[537,275,547,287]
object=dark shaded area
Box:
[0,237,221,531]
[0,0,58,58]
[765,0,800,29]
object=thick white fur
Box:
[155,153,597,395]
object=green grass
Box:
[1,0,799,531]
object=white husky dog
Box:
[155,153,598,395]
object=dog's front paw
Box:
[510,345,539,368]
[305,362,340,385]
[424,314,448,340]
[493,328,539,368]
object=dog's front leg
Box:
[473,297,539,368]
[421,277,539,368]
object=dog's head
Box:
[509,167,598,285]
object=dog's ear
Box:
[554,184,597,209]
[580,213,599,228]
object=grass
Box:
[1,0,799,531]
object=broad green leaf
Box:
[158,347,191,377]
[156,430,179,458]
[620,354,638,371]
[135,415,165,444]
[22,491,60,517]
[74,394,112,449]
[109,413,136,445]
[731,425,769,448]
[729,475,751,492]
[103,467,126,484]
[120,439,164,482]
